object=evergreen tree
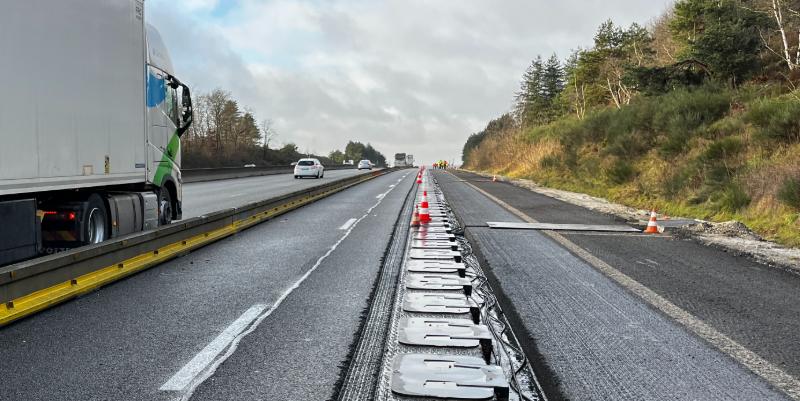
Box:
[670,0,765,85]
[514,56,545,126]
[542,54,565,102]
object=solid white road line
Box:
[160,304,267,391]
[163,171,411,400]
[339,218,357,230]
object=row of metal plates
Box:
[391,181,510,400]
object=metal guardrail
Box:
[183,164,367,183]
[0,168,398,326]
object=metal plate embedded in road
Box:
[418,221,450,227]
[410,248,462,261]
[487,221,640,232]
[391,354,508,400]
[412,240,460,250]
[406,274,471,291]
[413,226,452,234]
[407,260,467,275]
[403,293,474,314]
[413,232,456,241]
[398,318,492,347]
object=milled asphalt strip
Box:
[161,172,410,401]
[457,175,800,401]
[335,175,416,401]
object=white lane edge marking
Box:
[165,171,412,400]
[339,218,357,231]
[160,304,267,391]
[457,174,800,401]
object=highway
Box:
[182,168,371,218]
[3,167,800,401]
[0,169,415,401]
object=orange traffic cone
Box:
[419,202,431,223]
[411,206,420,227]
[416,174,422,184]
[420,192,429,209]
[492,175,497,182]
[644,210,659,234]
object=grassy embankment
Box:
[466,85,800,246]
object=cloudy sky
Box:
[147,0,671,164]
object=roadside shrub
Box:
[654,86,731,157]
[702,137,744,162]
[605,159,636,184]
[580,108,616,144]
[539,155,561,169]
[704,164,735,189]
[659,131,693,158]
[526,117,582,141]
[664,168,692,198]
[778,177,800,209]
[704,116,744,139]
[746,96,800,143]
[718,184,751,212]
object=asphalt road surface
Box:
[181,168,373,219]
[0,169,415,401]
[434,169,796,401]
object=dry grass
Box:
[467,132,560,176]
[465,111,800,247]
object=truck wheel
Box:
[158,188,173,226]
[83,194,109,245]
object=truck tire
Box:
[158,188,173,226]
[83,194,109,245]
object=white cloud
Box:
[181,0,220,11]
[148,0,671,164]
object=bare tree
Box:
[750,0,800,72]
[260,119,278,149]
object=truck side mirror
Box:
[177,84,193,137]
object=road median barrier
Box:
[0,168,400,326]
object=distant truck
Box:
[406,154,415,167]
[0,1,193,265]
[394,153,407,167]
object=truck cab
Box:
[145,24,192,225]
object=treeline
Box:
[183,89,386,167]
[463,0,800,246]
[328,141,387,166]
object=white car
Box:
[357,160,372,170]
[294,158,324,179]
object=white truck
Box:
[0,0,193,265]
[394,153,408,168]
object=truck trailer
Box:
[394,153,407,168]
[0,0,193,265]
